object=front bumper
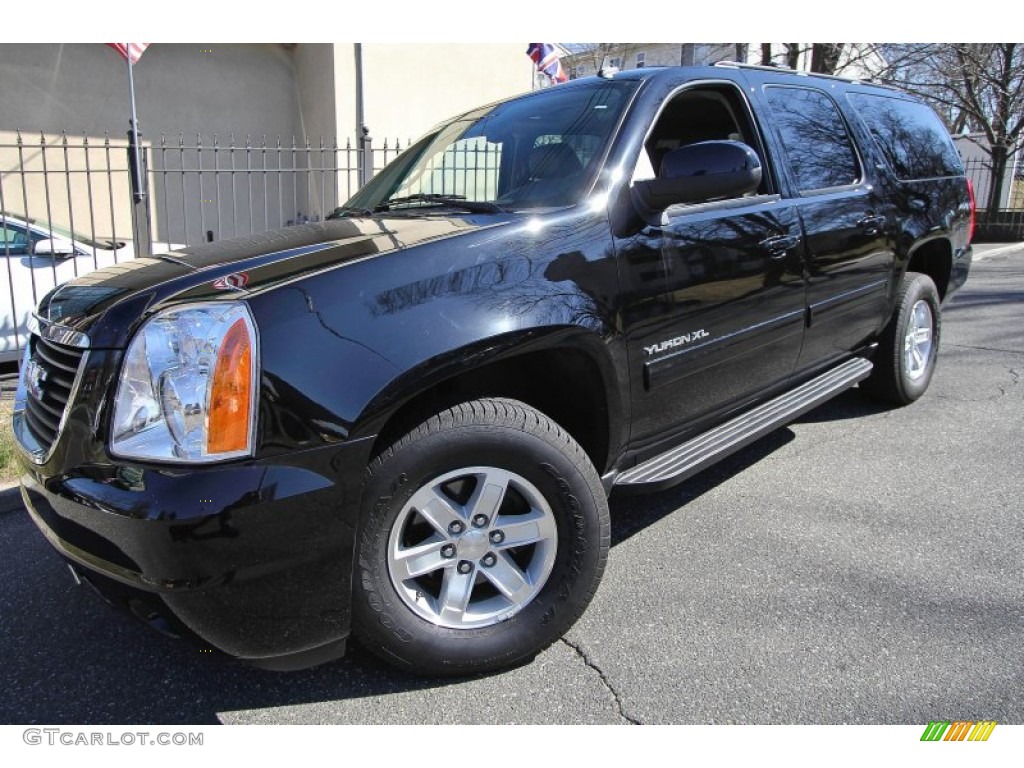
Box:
[19,438,373,670]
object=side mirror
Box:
[33,238,76,258]
[634,140,763,211]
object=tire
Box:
[862,271,941,404]
[353,398,610,676]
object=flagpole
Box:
[125,43,145,204]
[120,43,152,256]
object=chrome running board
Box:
[615,357,873,491]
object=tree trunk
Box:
[785,44,801,69]
[810,44,844,74]
[987,145,1010,214]
[761,43,773,66]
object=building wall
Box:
[333,44,536,146]
[1,43,536,241]
[0,43,302,141]
[0,43,307,242]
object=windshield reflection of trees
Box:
[766,88,859,191]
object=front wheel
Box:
[862,271,941,404]
[353,398,610,676]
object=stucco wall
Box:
[1,43,536,241]
[334,44,536,146]
[0,43,302,140]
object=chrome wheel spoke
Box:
[903,299,934,381]
[911,347,924,370]
[416,489,465,536]
[466,473,508,523]
[494,510,555,549]
[391,538,448,581]
[437,566,475,623]
[481,552,533,603]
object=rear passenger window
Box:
[764,86,860,192]
[847,93,963,180]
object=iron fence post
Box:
[359,126,373,188]
[126,124,153,257]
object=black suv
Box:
[15,64,973,675]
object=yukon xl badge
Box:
[644,329,710,356]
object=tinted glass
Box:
[764,86,860,192]
[848,92,963,180]
[1,224,32,255]
[343,79,638,212]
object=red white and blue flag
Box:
[106,43,150,65]
[528,43,568,84]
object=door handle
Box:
[857,214,887,236]
[759,234,801,259]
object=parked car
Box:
[0,213,181,363]
[15,64,973,676]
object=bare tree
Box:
[810,44,844,74]
[872,44,1024,213]
[784,44,802,70]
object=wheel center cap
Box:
[458,529,488,560]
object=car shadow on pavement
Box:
[608,387,891,548]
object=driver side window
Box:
[634,84,771,198]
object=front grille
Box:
[24,335,86,453]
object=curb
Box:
[973,242,1024,261]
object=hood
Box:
[36,215,503,349]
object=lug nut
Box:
[489,530,505,545]
[448,521,464,535]
[440,544,456,559]
[457,560,473,575]
[472,514,489,528]
[481,553,497,567]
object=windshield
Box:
[1,212,121,250]
[339,79,639,214]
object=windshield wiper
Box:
[373,194,503,213]
[326,205,375,219]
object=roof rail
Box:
[712,60,900,91]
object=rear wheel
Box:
[862,271,941,404]
[353,398,609,676]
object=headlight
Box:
[111,302,258,462]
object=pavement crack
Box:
[997,367,1021,398]
[946,343,1024,356]
[560,637,641,725]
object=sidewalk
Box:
[972,241,1024,260]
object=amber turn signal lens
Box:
[207,318,252,454]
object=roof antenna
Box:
[598,55,619,79]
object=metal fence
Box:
[4,137,1022,361]
[0,130,407,360]
[963,157,1024,242]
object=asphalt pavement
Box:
[1,244,1021,724]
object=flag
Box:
[527,43,568,85]
[106,43,150,65]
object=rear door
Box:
[749,77,894,373]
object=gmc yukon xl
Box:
[15,64,973,675]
